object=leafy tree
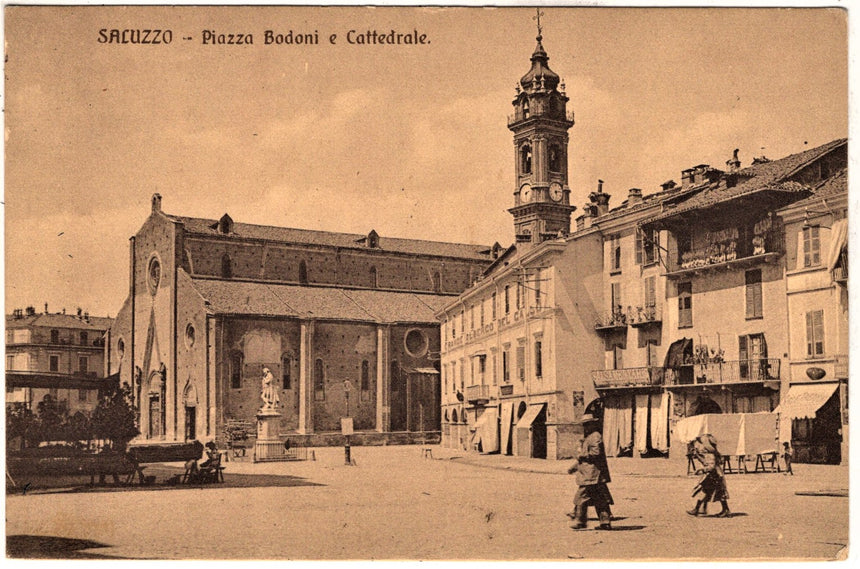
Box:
[91,383,139,452]
[35,394,68,444]
[6,403,39,449]
[65,411,93,448]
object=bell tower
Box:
[507,13,576,245]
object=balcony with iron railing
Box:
[465,384,492,404]
[667,358,781,386]
[629,304,662,327]
[592,367,665,389]
[507,109,575,127]
[594,308,628,333]
[666,227,785,279]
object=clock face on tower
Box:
[550,182,563,202]
[520,183,532,203]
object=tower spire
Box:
[533,7,544,40]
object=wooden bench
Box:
[224,420,255,461]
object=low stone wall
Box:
[283,431,440,448]
[7,453,137,477]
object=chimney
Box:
[25,306,36,316]
[588,180,611,216]
[681,169,694,188]
[726,148,741,172]
[77,307,83,318]
[84,312,89,322]
[661,180,677,192]
[752,156,771,165]
[62,308,66,315]
[152,193,163,213]
[627,188,643,206]
[44,302,49,314]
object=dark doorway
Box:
[792,390,842,464]
[185,406,196,441]
[532,405,547,459]
[149,396,162,437]
[690,395,722,416]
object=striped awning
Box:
[775,383,839,421]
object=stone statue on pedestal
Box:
[260,367,279,410]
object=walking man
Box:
[568,414,613,530]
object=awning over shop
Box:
[775,383,840,421]
[664,337,692,368]
[500,402,514,455]
[826,218,848,272]
[478,407,499,453]
[515,403,545,430]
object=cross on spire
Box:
[533,8,544,39]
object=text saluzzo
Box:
[98,29,430,46]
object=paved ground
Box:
[5,445,850,560]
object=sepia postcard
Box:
[3,2,852,562]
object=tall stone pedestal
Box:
[254,407,283,462]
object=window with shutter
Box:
[803,226,821,267]
[806,310,825,357]
[635,230,643,265]
[745,269,763,319]
[644,276,656,307]
[678,282,692,328]
[611,282,622,313]
[516,344,525,382]
[613,345,624,370]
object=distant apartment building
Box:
[5,306,114,413]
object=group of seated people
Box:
[183,441,223,483]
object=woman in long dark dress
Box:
[688,433,731,517]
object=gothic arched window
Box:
[432,271,441,293]
[360,360,370,401]
[299,260,308,285]
[230,352,243,389]
[282,354,292,390]
[314,358,325,401]
[520,144,532,174]
[370,266,378,288]
[221,254,233,278]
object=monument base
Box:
[255,408,286,462]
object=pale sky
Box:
[3,5,849,317]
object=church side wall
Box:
[312,322,378,432]
[388,324,441,432]
[220,318,303,434]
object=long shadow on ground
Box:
[7,464,324,496]
[7,535,125,559]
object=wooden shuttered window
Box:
[745,269,763,319]
[806,310,825,357]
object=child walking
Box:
[783,442,793,475]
